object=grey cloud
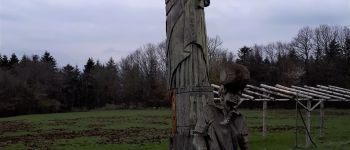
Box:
[103,48,119,53]
[206,0,350,51]
[0,0,349,68]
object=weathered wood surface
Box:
[166,0,210,90]
[166,0,212,150]
[170,88,213,150]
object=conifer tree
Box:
[9,53,19,67]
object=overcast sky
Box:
[0,0,349,68]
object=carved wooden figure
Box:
[165,0,212,149]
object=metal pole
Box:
[328,85,350,92]
[306,100,311,148]
[262,101,267,137]
[320,101,324,138]
[295,98,299,148]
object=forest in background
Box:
[0,25,349,116]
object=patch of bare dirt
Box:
[47,119,78,126]
[0,127,170,149]
[0,121,33,135]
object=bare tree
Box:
[207,36,224,61]
[264,43,275,63]
[206,36,232,84]
[313,25,340,58]
[313,26,324,60]
[338,26,350,57]
[292,26,315,83]
[275,42,289,59]
[156,41,167,79]
[292,26,314,65]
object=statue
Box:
[166,0,210,89]
[166,0,213,149]
[193,64,250,150]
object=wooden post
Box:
[262,101,267,137]
[305,100,311,148]
[171,88,213,150]
[295,98,299,148]
[166,0,213,149]
[319,101,324,138]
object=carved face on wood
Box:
[219,85,242,107]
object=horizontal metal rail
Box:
[212,84,350,102]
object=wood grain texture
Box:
[166,0,211,149]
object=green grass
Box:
[0,109,349,149]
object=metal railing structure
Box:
[211,84,350,148]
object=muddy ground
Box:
[0,119,170,149]
[0,119,302,149]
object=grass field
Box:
[0,109,349,150]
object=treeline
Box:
[0,43,168,117]
[234,25,350,87]
[1,25,349,116]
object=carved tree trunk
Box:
[166,0,212,149]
